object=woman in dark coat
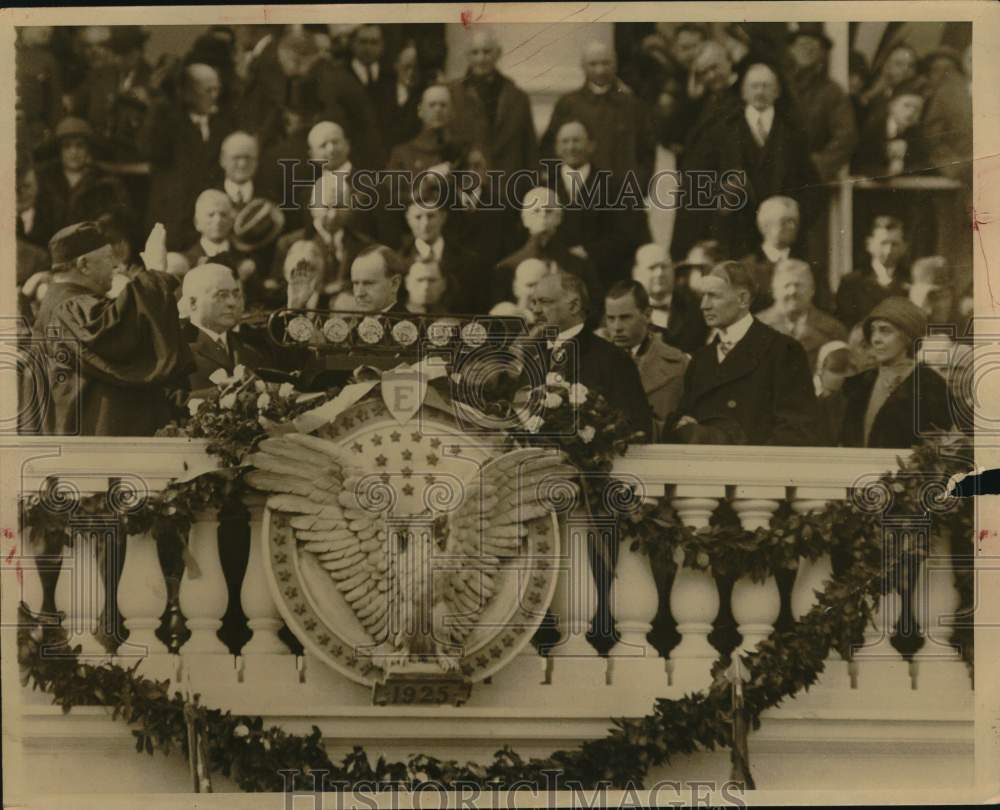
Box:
[840,297,952,448]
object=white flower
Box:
[208,368,230,386]
[232,364,246,381]
[233,724,249,738]
[278,382,295,399]
[544,392,563,409]
[545,371,565,387]
[187,398,205,417]
[253,379,267,393]
[578,425,596,444]
[219,392,237,410]
[261,738,271,751]
[523,415,544,433]
[567,383,589,407]
[258,414,272,429]
[256,392,271,410]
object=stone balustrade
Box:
[12,438,974,790]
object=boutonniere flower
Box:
[578,425,596,444]
[567,383,588,407]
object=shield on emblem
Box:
[380,366,427,424]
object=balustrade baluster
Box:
[239,496,288,655]
[731,488,782,656]
[178,511,229,655]
[116,531,169,655]
[912,529,967,691]
[54,529,107,657]
[790,490,852,688]
[668,486,724,689]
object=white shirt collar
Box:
[560,162,591,183]
[813,373,826,398]
[549,322,585,350]
[195,323,228,348]
[397,83,409,106]
[649,306,670,329]
[224,178,253,203]
[745,105,774,133]
[588,82,611,95]
[352,58,378,84]
[709,312,754,349]
[200,237,230,257]
[20,208,35,234]
[415,237,444,261]
[761,243,790,264]
[872,259,896,287]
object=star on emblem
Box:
[411,431,423,442]
[274,552,288,564]
[274,534,286,546]
[502,635,514,648]
[476,654,490,668]
[461,663,475,676]
[380,473,391,484]
[317,633,330,646]
[429,437,441,449]
[340,416,355,430]
[283,586,298,599]
[402,484,414,496]
[489,646,503,659]
[304,618,317,631]
[371,434,383,446]
[532,575,546,588]
[344,655,358,667]
[390,431,401,443]
[401,449,413,461]
[424,474,436,485]
[330,644,343,657]
[293,603,307,615]
[527,592,542,605]
[375,454,388,467]
[536,541,550,553]
[426,453,439,466]
[277,571,291,582]
[401,466,413,478]
[351,442,364,454]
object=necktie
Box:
[362,64,371,85]
[215,337,230,362]
[192,114,209,142]
[716,334,733,361]
[233,187,244,206]
[754,113,768,147]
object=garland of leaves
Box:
[17,366,974,791]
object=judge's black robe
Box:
[26,271,193,436]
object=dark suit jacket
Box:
[33,161,133,246]
[449,71,538,179]
[398,236,485,314]
[672,318,818,445]
[141,101,236,250]
[840,364,952,449]
[186,325,273,397]
[852,109,931,179]
[543,161,649,288]
[834,266,910,330]
[681,105,819,259]
[547,327,654,442]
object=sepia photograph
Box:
[2,4,996,806]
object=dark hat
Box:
[54,117,94,144]
[107,25,149,55]
[49,221,112,266]
[891,78,925,100]
[788,23,833,49]
[910,255,951,287]
[862,296,928,344]
[232,198,285,252]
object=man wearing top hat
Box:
[33,117,132,247]
[26,221,192,436]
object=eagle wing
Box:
[440,446,577,649]
[245,433,394,646]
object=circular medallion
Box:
[392,320,419,347]
[323,316,351,344]
[287,316,315,343]
[461,321,488,348]
[357,316,385,344]
[427,319,458,347]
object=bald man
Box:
[493,186,603,314]
[216,131,260,210]
[631,243,707,353]
[387,84,469,179]
[541,41,656,193]
[448,28,538,185]
[142,62,236,250]
[674,61,818,260]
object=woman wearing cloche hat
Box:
[839,296,952,448]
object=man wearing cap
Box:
[33,117,131,246]
[757,258,847,370]
[786,24,858,184]
[630,243,707,354]
[667,261,817,445]
[27,221,192,436]
[840,296,951,448]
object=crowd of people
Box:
[15,22,973,447]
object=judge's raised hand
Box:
[287,260,319,309]
[140,223,167,272]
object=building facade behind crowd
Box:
[15,22,972,447]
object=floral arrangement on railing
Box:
[16,360,974,792]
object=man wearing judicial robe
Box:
[29,221,192,436]
[666,261,817,446]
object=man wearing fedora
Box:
[26,220,192,436]
[33,117,132,247]
[230,197,286,307]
